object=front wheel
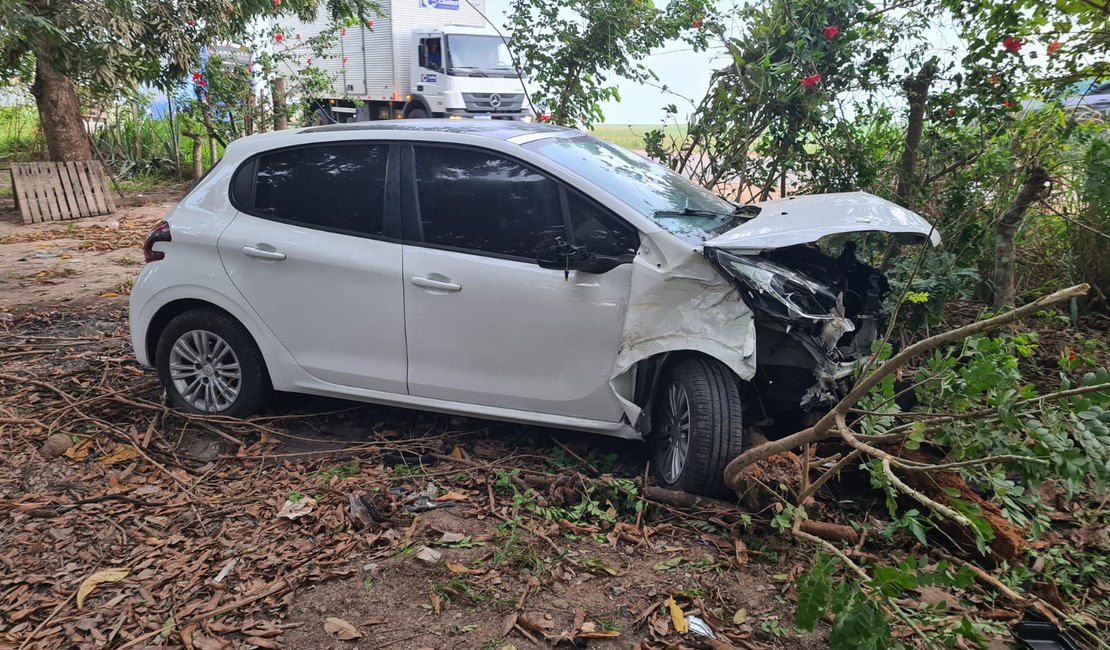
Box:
[155,309,269,417]
[649,357,745,498]
[406,107,429,119]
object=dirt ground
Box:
[0,299,823,649]
[0,172,186,308]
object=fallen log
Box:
[799,520,861,545]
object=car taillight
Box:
[143,220,171,262]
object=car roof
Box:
[222,120,577,157]
[300,120,570,141]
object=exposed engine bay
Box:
[705,241,891,436]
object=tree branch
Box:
[722,284,1089,489]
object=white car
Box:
[129,121,938,496]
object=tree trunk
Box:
[272,78,288,131]
[29,38,92,162]
[880,60,937,269]
[895,61,937,207]
[184,131,203,180]
[993,166,1050,309]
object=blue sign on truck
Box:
[420,0,459,9]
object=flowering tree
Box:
[645,0,877,198]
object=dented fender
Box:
[609,232,757,425]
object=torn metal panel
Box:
[609,232,757,425]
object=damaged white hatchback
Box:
[129,121,938,497]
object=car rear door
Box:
[399,143,637,421]
[218,142,408,393]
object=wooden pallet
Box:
[9,161,116,225]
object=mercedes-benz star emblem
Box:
[488,94,502,108]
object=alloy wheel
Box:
[659,381,692,483]
[168,329,242,413]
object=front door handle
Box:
[411,275,462,292]
[242,245,286,261]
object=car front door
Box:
[218,142,407,394]
[400,144,638,421]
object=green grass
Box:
[589,123,686,151]
[0,105,46,160]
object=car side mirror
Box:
[536,237,622,275]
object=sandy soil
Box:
[0,174,185,309]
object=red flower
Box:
[192,71,202,81]
[538,114,551,122]
[342,56,348,65]
[693,17,702,28]
[1047,40,1061,55]
[197,80,207,87]
[366,19,374,28]
[307,57,313,65]
[1002,36,1024,52]
[824,25,839,40]
[274,33,283,43]
[273,0,280,5]
[1068,347,1077,362]
[1003,99,1012,108]
[946,106,956,117]
[990,75,1001,85]
[187,19,196,26]
[800,73,821,87]
[341,27,347,36]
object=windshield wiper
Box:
[654,208,734,219]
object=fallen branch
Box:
[798,520,861,545]
[723,284,1089,488]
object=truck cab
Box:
[409,26,531,119]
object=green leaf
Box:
[794,553,834,631]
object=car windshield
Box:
[525,135,746,243]
[446,35,515,75]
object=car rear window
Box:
[251,144,388,236]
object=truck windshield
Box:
[524,135,745,243]
[446,35,515,76]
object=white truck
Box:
[283,0,533,122]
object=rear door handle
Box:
[411,276,462,292]
[242,245,286,261]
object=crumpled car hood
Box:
[705,191,941,253]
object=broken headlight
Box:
[712,250,839,321]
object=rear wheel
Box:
[650,357,745,498]
[406,107,429,119]
[155,309,269,417]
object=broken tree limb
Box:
[798,520,861,545]
[722,283,1089,490]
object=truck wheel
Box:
[649,357,745,498]
[407,107,428,119]
[155,308,270,418]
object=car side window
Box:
[413,147,565,258]
[252,144,387,236]
[566,191,639,257]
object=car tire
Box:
[649,356,745,498]
[155,308,269,418]
[407,107,429,119]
